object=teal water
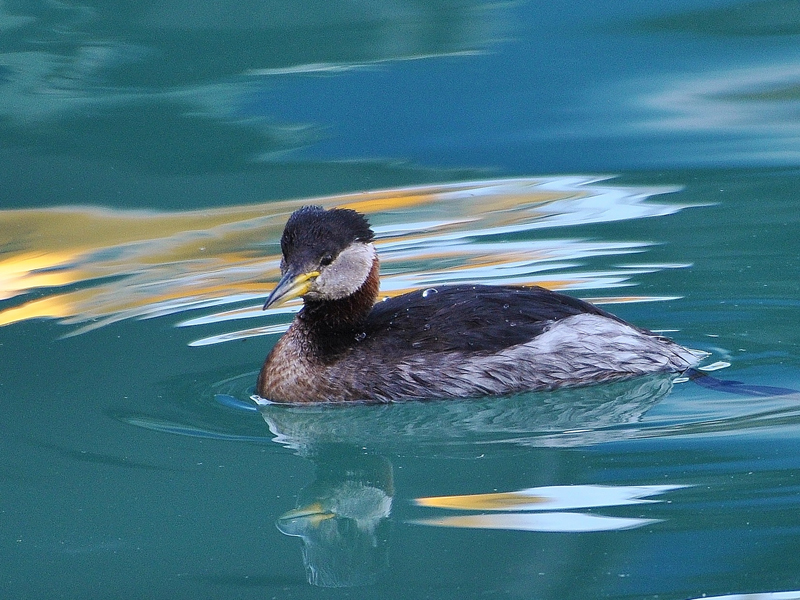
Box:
[3,2,800,599]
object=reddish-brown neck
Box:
[297,258,380,355]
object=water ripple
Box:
[0,176,696,345]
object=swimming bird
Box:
[256,206,704,403]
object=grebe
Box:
[256,206,703,403]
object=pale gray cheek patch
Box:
[313,243,376,300]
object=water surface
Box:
[2,2,800,599]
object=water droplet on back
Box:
[422,288,438,298]
[354,332,366,342]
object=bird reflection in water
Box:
[255,373,678,452]
[259,374,679,587]
[274,449,393,588]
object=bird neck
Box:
[298,258,380,348]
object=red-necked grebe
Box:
[256,206,703,403]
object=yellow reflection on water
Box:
[0,176,693,342]
[415,491,548,510]
[0,251,85,301]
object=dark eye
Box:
[320,254,334,267]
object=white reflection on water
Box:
[0,176,696,344]
[410,484,684,533]
[636,61,800,135]
[615,57,800,165]
[690,593,800,600]
[410,512,657,532]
